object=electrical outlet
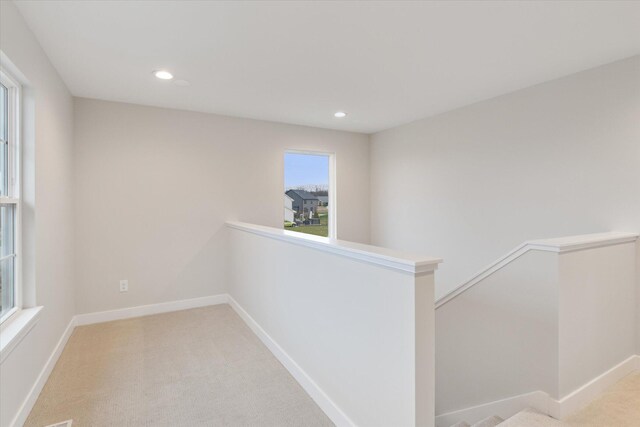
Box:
[119,279,128,292]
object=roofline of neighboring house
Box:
[285,189,319,200]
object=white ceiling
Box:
[13,0,640,133]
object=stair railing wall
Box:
[226,221,442,427]
[434,232,638,424]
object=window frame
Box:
[284,149,336,239]
[0,68,22,326]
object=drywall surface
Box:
[558,242,637,397]
[370,56,640,300]
[435,238,637,416]
[74,98,370,314]
[0,1,76,426]
[227,225,434,426]
[436,250,559,414]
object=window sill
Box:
[0,306,43,364]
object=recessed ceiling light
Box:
[154,70,173,80]
[334,111,347,118]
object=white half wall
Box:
[435,234,637,424]
[558,242,637,397]
[435,249,559,415]
[370,55,640,300]
[0,2,76,426]
[73,98,370,314]
[227,222,440,427]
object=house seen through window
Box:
[284,152,331,238]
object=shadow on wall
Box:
[172,226,230,301]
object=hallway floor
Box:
[566,371,640,427]
[25,305,333,427]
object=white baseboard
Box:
[437,354,640,426]
[435,390,548,427]
[74,294,229,326]
[10,316,76,427]
[548,354,640,420]
[227,295,354,427]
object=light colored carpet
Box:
[566,372,640,427]
[499,408,567,426]
[25,305,334,427]
[470,415,503,427]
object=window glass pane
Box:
[0,256,15,319]
[284,153,330,238]
[0,205,15,318]
[0,137,6,197]
[1,205,15,257]
[0,83,7,142]
[0,83,7,197]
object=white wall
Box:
[370,56,640,300]
[0,2,76,426]
[435,250,559,415]
[74,98,370,314]
[558,242,637,397]
[435,236,637,422]
[227,223,436,427]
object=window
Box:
[284,151,335,238]
[0,69,20,324]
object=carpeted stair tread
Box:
[448,422,471,427]
[498,408,568,426]
[470,415,504,427]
